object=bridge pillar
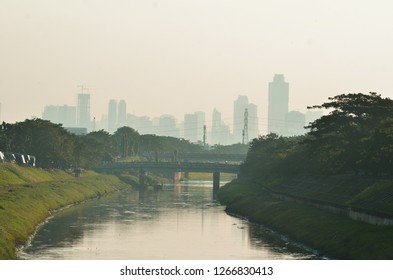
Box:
[174,171,181,183]
[139,170,147,186]
[213,171,220,193]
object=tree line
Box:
[241,92,393,178]
[0,119,247,169]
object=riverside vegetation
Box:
[0,164,136,259]
[218,92,393,259]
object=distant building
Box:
[211,108,221,145]
[305,109,323,127]
[268,74,289,135]
[42,105,59,124]
[248,103,259,141]
[118,100,127,128]
[211,108,233,145]
[184,113,198,143]
[77,94,91,131]
[58,105,77,127]
[108,99,117,133]
[233,95,249,143]
[195,111,205,143]
[285,111,306,136]
[127,114,153,134]
[42,105,76,127]
[158,114,179,138]
[233,95,259,143]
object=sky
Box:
[1,0,393,134]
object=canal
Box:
[18,180,321,260]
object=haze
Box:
[1,0,393,134]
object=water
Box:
[18,181,321,260]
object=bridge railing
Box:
[95,161,240,174]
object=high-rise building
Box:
[211,108,221,145]
[248,103,259,140]
[108,99,118,133]
[127,114,154,134]
[195,111,205,143]
[158,114,179,138]
[268,74,289,135]
[233,95,249,143]
[42,105,76,127]
[285,111,306,136]
[305,109,323,127]
[118,100,127,128]
[184,113,198,143]
[77,94,91,130]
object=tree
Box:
[112,126,139,158]
[305,92,393,174]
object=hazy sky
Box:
[1,0,393,134]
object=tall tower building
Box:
[118,100,127,128]
[211,108,221,145]
[108,99,118,133]
[77,93,91,130]
[158,114,179,138]
[248,103,259,140]
[233,95,249,143]
[268,74,289,135]
[184,113,198,143]
[285,111,306,136]
[195,111,206,143]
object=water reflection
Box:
[19,181,321,260]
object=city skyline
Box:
[37,75,321,145]
[1,1,392,132]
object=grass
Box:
[0,164,133,259]
[218,177,393,259]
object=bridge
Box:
[94,161,241,191]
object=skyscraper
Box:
[118,100,127,128]
[233,95,249,143]
[268,74,289,135]
[158,114,179,138]
[77,93,91,130]
[184,113,198,143]
[195,111,205,143]
[108,99,117,133]
[248,103,259,140]
[211,108,221,145]
[285,111,306,136]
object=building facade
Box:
[268,74,289,135]
[77,93,91,131]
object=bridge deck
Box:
[95,161,240,174]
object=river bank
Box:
[0,164,135,259]
[217,177,393,259]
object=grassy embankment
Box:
[218,176,393,259]
[0,163,137,259]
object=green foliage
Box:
[240,133,306,178]
[220,178,393,259]
[0,164,131,259]
[112,126,139,158]
[241,92,393,178]
[305,92,393,175]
